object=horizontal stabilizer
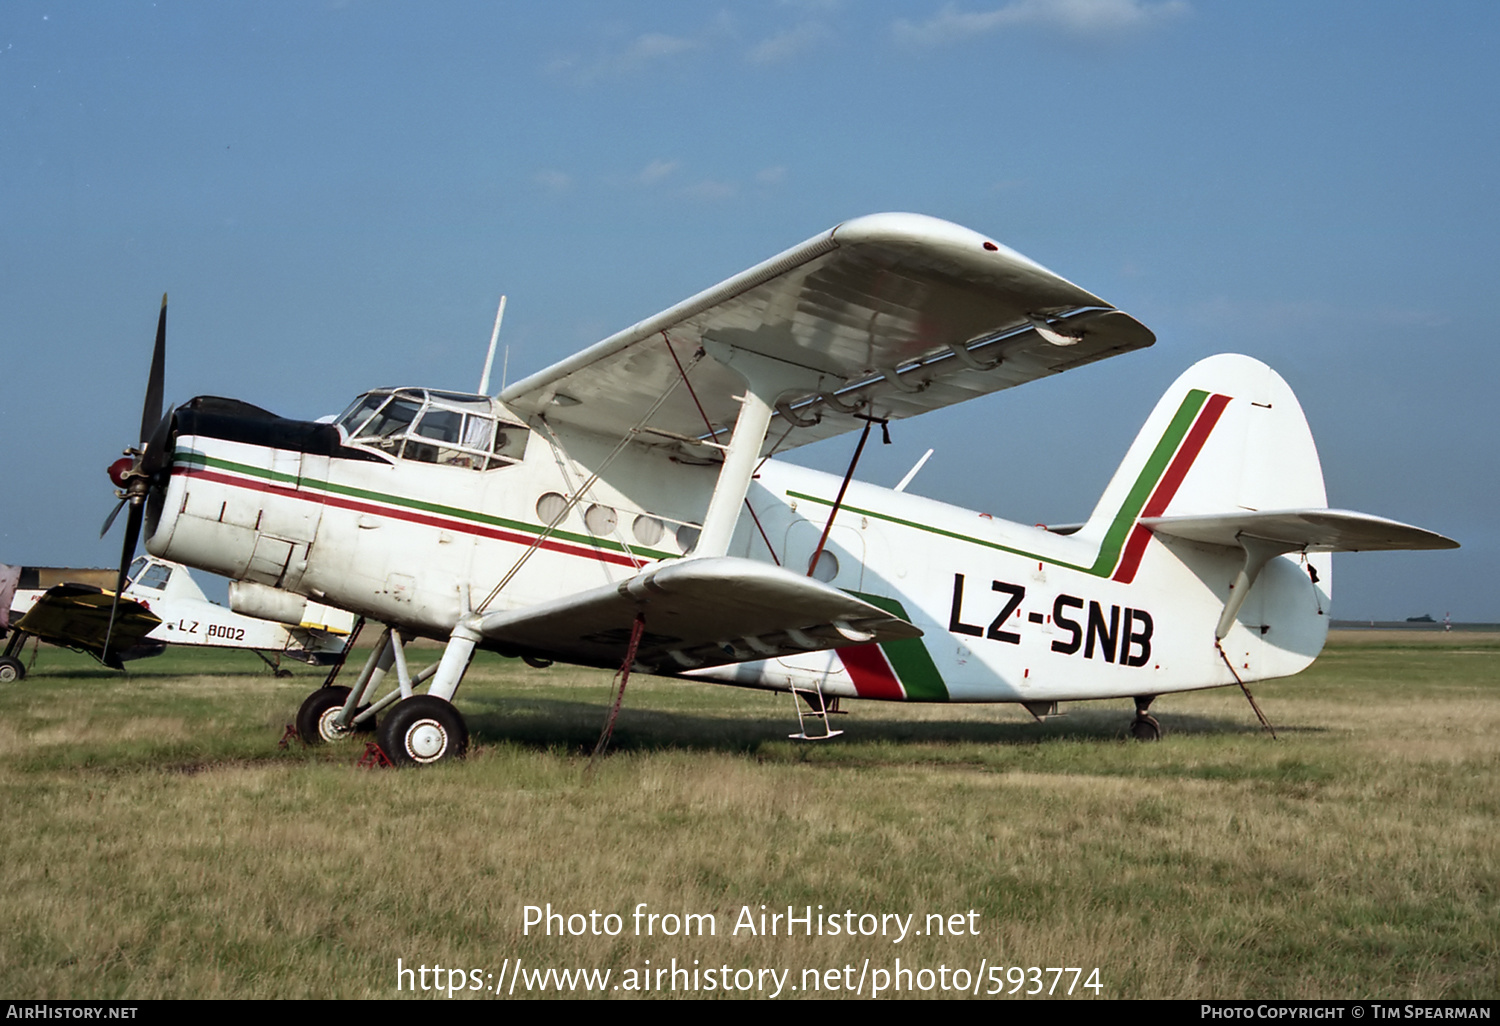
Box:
[1140,509,1458,553]
[476,557,921,672]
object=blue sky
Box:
[3,0,1496,620]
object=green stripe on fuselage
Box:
[790,389,1209,579]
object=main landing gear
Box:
[294,622,478,767]
[1129,695,1162,741]
[295,686,374,743]
[1,631,28,683]
[377,695,469,766]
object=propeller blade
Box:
[102,293,170,667]
[99,497,127,538]
[139,294,167,446]
[101,500,144,669]
[140,405,175,475]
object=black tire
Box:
[377,695,468,767]
[295,686,372,744]
[0,656,24,683]
[1128,714,1162,742]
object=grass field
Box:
[0,632,1495,999]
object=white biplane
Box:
[0,554,356,679]
[100,213,1456,764]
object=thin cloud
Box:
[551,30,703,83]
[894,0,1189,46]
[747,22,829,64]
[636,159,680,186]
[618,32,700,68]
[686,180,738,201]
[534,170,573,194]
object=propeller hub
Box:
[107,457,135,489]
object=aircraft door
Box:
[781,519,865,590]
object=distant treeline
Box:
[1330,620,1499,632]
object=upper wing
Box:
[15,583,164,668]
[476,556,921,672]
[500,213,1153,455]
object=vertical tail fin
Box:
[1077,353,1328,583]
[1077,354,1453,681]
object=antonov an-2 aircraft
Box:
[101,213,1456,765]
[0,555,356,678]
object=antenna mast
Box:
[478,295,507,395]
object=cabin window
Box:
[493,424,528,463]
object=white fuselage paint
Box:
[145,400,1329,707]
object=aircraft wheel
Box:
[1128,713,1162,742]
[0,657,24,683]
[295,686,371,744]
[377,695,468,767]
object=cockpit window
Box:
[354,398,420,443]
[337,389,530,470]
[414,409,463,444]
[131,559,172,591]
[335,394,389,438]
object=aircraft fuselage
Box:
[145,389,1330,707]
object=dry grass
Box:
[0,634,1495,999]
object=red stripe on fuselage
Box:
[1112,392,1232,584]
[175,465,641,569]
[836,643,905,699]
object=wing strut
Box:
[695,341,828,559]
[664,338,783,566]
[806,416,881,576]
[695,384,774,558]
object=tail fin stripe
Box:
[1111,392,1231,583]
[1086,388,1209,576]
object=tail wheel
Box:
[1129,713,1162,742]
[0,657,24,684]
[377,695,468,766]
[295,686,372,744]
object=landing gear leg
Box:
[1129,695,1161,741]
[376,622,478,767]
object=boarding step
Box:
[789,685,844,740]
